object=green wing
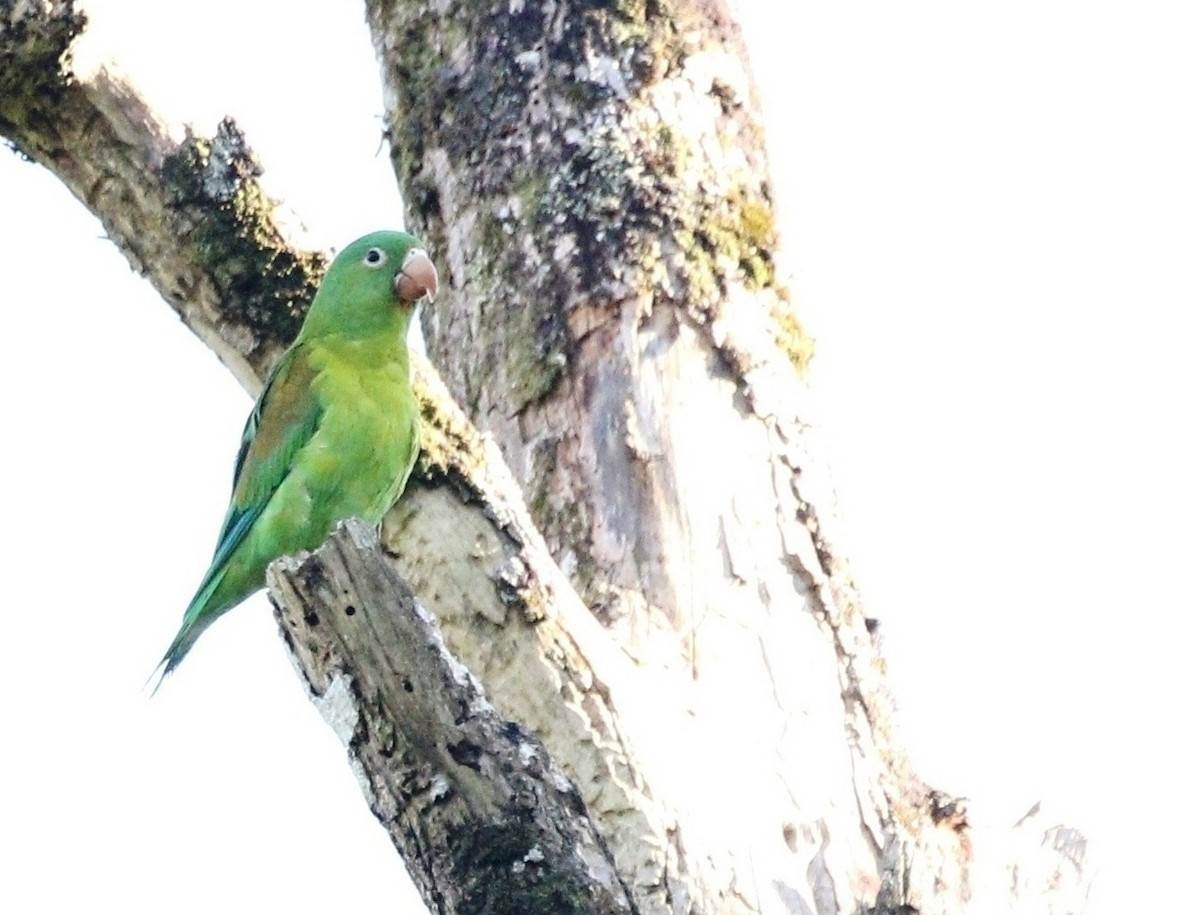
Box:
[153,346,323,683]
[208,345,323,577]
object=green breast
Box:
[306,344,418,528]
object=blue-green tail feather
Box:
[148,498,265,694]
[147,564,230,695]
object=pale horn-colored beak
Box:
[394,248,439,302]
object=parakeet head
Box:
[300,230,438,339]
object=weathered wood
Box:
[268,520,636,915]
[392,362,697,913]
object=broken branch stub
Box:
[267,519,637,915]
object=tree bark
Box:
[1,3,1092,915]
[269,519,636,915]
[370,1,950,912]
[0,1,319,393]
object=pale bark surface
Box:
[1,3,1090,915]
[370,1,942,912]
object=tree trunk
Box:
[370,1,951,912]
[0,2,1090,914]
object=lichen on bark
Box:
[0,0,85,131]
[367,3,923,914]
[376,0,805,417]
[372,0,809,637]
[1,2,323,387]
[161,118,326,348]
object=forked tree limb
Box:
[1,3,1092,914]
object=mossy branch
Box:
[1,0,321,391]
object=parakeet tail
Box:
[146,623,204,695]
[147,568,227,695]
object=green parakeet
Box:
[153,230,437,685]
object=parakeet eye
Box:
[363,248,387,268]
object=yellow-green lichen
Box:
[641,114,779,309]
[770,299,813,375]
[735,194,777,287]
[412,377,490,485]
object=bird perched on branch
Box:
[152,230,437,687]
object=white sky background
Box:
[2,2,1196,913]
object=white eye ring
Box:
[363,247,388,268]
